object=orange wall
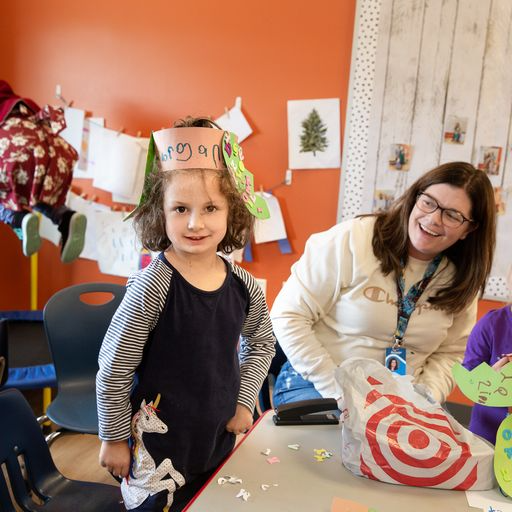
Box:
[0,0,356,310]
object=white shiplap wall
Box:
[339,0,512,300]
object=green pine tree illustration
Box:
[299,109,328,156]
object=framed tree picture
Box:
[287,98,341,169]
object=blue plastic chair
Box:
[0,388,123,511]
[43,282,125,437]
[0,311,56,391]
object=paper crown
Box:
[129,126,269,220]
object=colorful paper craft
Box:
[494,414,512,498]
[452,362,512,406]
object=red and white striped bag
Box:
[335,357,494,490]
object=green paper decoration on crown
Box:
[222,132,270,220]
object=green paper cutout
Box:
[452,362,512,407]
[494,414,512,496]
[124,133,156,221]
[222,132,270,220]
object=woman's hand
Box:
[99,439,131,478]
[226,404,253,435]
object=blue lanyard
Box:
[393,254,443,349]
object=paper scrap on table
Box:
[253,193,287,244]
[288,444,300,450]
[236,489,250,501]
[60,107,85,158]
[261,448,271,456]
[331,497,377,512]
[215,105,252,143]
[260,483,278,491]
[267,456,280,464]
[217,476,242,485]
[314,448,333,462]
[465,488,512,511]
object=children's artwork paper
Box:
[39,214,60,245]
[465,488,512,511]
[66,191,110,261]
[452,362,512,407]
[495,414,512,498]
[74,118,105,179]
[112,137,150,204]
[215,105,253,142]
[253,192,287,244]
[60,107,85,157]
[288,98,341,169]
[95,210,141,277]
[93,131,142,196]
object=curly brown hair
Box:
[370,162,496,313]
[132,117,254,253]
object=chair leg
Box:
[45,430,63,446]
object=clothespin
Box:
[55,84,74,108]
[235,96,242,109]
[80,192,87,199]
[136,130,142,138]
[259,185,264,193]
[116,127,125,137]
[112,205,119,211]
[90,195,98,202]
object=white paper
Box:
[95,210,141,277]
[215,106,253,142]
[466,488,512,511]
[92,130,142,196]
[39,215,60,245]
[112,137,150,204]
[253,193,287,244]
[60,107,85,158]
[288,98,341,169]
[74,118,105,179]
[66,191,110,261]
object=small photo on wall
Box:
[443,115,467,144]
[287,98,341,169]
[388,144,411,171]
[494,187,507,215]
[373,190,395,212]
[477,146,502,176]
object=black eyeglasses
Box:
[415,193,473,228]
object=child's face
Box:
[163,170,229,258]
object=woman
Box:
[271,162,496,406]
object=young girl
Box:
[462,265,512,445]
[96,117,275,511]
[0,80,86,262]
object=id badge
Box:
[385,347,407,375]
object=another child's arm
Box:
[99,440,131,478]
[462,311,494,370]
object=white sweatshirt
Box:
[270,216,477,403]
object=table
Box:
[184,410,479,511]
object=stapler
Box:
[273,398,340,426]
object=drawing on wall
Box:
[478,146,502,176]
[443,115,467,144]
[388,144,411,171]
[288,98,341,169]
[373,190,395,212]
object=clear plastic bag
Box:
[335,357,495,490]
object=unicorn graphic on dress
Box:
[121,394,186,511]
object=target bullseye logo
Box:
[360,389,478,490]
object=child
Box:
[462,265,512,445]
[96,117,275,511]
[0,80,86,262]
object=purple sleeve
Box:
[462,312,493,370]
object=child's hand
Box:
[226,404,253,435]
[493,354,512,370]
[99,439,131,478]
